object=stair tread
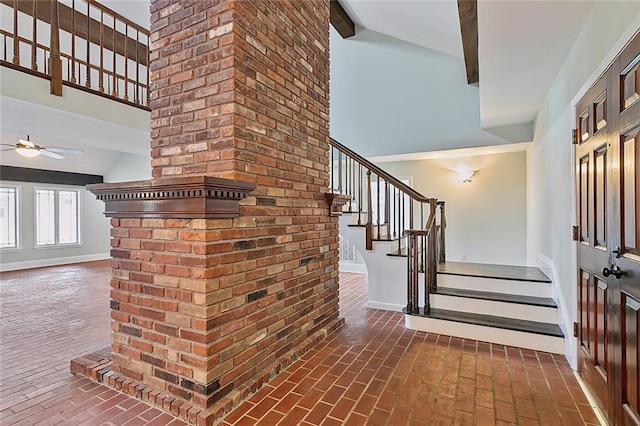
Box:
[407,308,563,337]
[386,247,407,257]
[372,235,398,242]
[435,288,557,308]
[438,261,551,283]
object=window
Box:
[35,188,81,247]
[0,186,19,249]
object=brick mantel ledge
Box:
[87,176,256,218]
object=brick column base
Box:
[71,316,343,425]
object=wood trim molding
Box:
[457,0,479,86]
[87,176,256,219]
[330,0,355,39]
[325,193,351,216]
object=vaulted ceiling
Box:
[0,1,603,172]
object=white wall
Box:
[0,180,111,271]
[104,153,152,182]
[527,4,640,369]
[329,27,508,157]
[378,151,527,266]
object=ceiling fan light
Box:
[16,147,41,158]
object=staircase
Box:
[330,138,565,354]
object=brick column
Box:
[86,0,341,423]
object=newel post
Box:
[49,0,63,96]
[437,201,446,264]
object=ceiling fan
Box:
[1,135,85,159]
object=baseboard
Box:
[538,253,577,370]
[339,261,367,273]
[367,301,404,312]
[0,253,111,272]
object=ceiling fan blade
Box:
[46,147,85,155]
[40,149,65,160]
[18,138,35,148]
[0,143,16,147]
[0,148,15,152]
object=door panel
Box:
[595,146,608,248]
[576,31,640,425]
[622,293,639,424]
[597,278,608,380]
[621,127,639,255]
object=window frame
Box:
[33,186,83,249]
[0,184,21,251]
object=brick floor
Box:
[0,261,185,426]
[0,262,599,425]
[220,273,600,426]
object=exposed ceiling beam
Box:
[457,0,479,86]
[1,0,148,66]
[330,0,355,39]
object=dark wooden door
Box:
[576,32,640,425]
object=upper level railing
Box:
[329,138,446,314]
[0,0,150,109]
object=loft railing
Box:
[0,0,149,109]
[328,138,446,314]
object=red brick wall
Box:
[108,0,339,411]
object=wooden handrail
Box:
[330,138,430,203]
[328,138,446,316]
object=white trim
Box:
[538,253,577,370]
[573,372,608,426]
[339,261,367,273]
[34,186,83,247]
[367,301,404,312]
[431,293,558,323]
[34,243,84,250]
[438,274,552,298]
[0,253,110,272]
[0,184,21,250]
[405,315,565,354]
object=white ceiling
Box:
[341,0,596,132]
[341,0,464,58]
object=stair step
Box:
[372,235,398,242]
[386,247,407,257]
[419,308,562,337]
[404,308,565,353]
[438,261,550,283]
[434,288,556,308]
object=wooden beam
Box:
[457,0,479,86]
[1,0,148,66]
[0,165,103,185]
[330,0,355,39]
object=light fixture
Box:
[458,170,477,183]
[16,145,41,157]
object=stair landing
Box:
[438,261,551,282]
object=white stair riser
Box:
[431,294,558,323]
[438,274,552,298]
[405,315,564,354]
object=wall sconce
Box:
[458,170,477,183]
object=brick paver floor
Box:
[0,261,185,425]
[1,261,600,425]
